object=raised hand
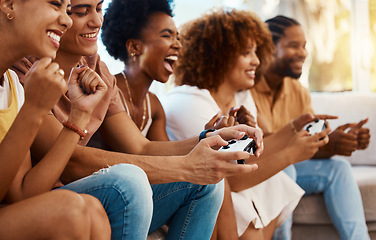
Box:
[23,58,67,113]
[236,105,256,128]
[183,135,259,185]
[67,66,107,116]
[348,118,370,150]
[205,108,238,130]
[328,123,359,156]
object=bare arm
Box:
[7,67,107,202]
[0,59,67,200]
[145,92,170,141]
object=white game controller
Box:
[303,119,327,136]
[219,135,257,164]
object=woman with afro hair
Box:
[162,8,331,239]
[102,0,176,140]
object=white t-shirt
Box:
[0,70,24,111]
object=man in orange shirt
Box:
[251,15,370,240]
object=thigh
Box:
[295,158,344,194]
[0,190,86,240]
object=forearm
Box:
[140,137,199,156]
[0,104,44,200]
[17,113,90,199]
[61,145,188,184]
[227,147,296,192]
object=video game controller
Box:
[219,135,257,164]
[303,119,327,136]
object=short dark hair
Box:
[101,0,174,63]
[175,8,275,91]
[265,15,300,45]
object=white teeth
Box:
[246,70,256,75]
[81,33,97,38]
[165,55,178,61]
[47,31,60,43]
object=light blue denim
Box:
[273,158,370,240]
[60,163,224,240]
[149,179,225,240]
[60,164,153,240]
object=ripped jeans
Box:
[60,164,224,240]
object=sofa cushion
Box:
[293,166,376,224]
[311,92,376,166]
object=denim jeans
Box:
[149,180,224,240]
[273,158,370,240]
[60,164,153,240]
[60,163,224,240]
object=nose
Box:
[60,11,73,30]
[88,12,103,29]
[252,52,260,68]
[172,36,182,50]
[298,46,308,59]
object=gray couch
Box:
[292,92,376,240]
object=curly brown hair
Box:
[174,8,275,91]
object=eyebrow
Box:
[160,29,178,35]
[71,0,104,9]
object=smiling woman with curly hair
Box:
[174,8,274,92]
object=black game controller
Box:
[303,119,327,136]
[219,135,257,164]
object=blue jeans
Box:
[60,164,153,240]
[149,180,224,239]
[60,163,224,240]
[273,158,369,240]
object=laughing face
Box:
[13,0,72,59]
[138,12,181,83]
[59,0,103,56]
[225,40,260,91]
[274,25,307,79]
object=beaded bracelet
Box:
[62,121,88,140]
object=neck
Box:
[264,65,285,92]
[122,64,153,106]
[54,50,83,82]
[210,82,237,113]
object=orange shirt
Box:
[250,76,313,134]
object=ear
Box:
[126,39,143,56]
[0,0,14,15]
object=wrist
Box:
[62,120,88,140]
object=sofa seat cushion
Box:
[293,166,376,224]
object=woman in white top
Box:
[0,0,110,239]
[162,8,331,239]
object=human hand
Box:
[207,124,264,157]
[183,135,259,185]
[291,113,338,132]
[288,126,331,163]
[327,123,359,156]
[205,108,239,130]
[23,58,67,112]
[236,105,257,128]
[67,66,107,117]
[348,118,370,150]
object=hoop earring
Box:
[6,13,13,20]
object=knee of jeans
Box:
[98,164,152,199]
[201,180,225,208]
[330,158,352,173]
